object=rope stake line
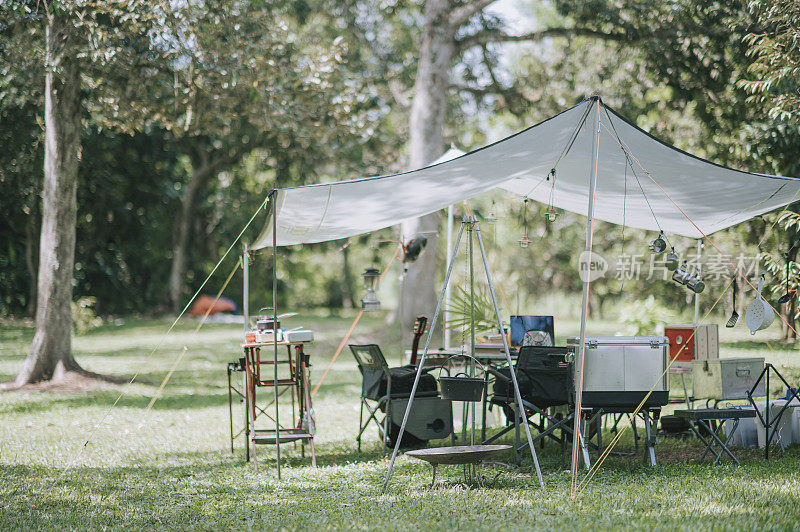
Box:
[59,193,271,477]
[140,257,243,418]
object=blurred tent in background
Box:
[188,295,239,316]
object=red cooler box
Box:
[665,324,718,364]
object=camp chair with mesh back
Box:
[349,344,439,452]
[483,346,576,461]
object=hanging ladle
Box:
[777,255,794,304]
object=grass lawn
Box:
[2,312,800,530]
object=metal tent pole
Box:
[570,97,601,487]
[445,205,454,349]
[694,239,702,325]
[243,242,249,334]
[475,218,544,488]
[469,221,476,446]
[272,193,281,480]
[382,220,467,493]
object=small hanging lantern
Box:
[544,168,559,223]
[361,267,381,311]
[518,197,531,249]
[665,248,680,271]
[649,232,667,254]
[485,200,499,224]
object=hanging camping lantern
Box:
[544,206,559,223]
[665,248,680,271]
[649,232,667,254]
[485,200,498,224]
[519,197,531,249]
[746,276,774,334]
[361,267,381,311]
[544,168,559,223]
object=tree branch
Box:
[449,0,498,28]
[457,26,629,50]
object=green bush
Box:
[71,296,103,335]
[619,295,673,335]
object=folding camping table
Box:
[232,340,317,468]
[674,408,755,464]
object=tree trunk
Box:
[398,0,456,339]
[24,206,38,317]
[168,152,214,312]
[15,13,83,386]
[342,243,356,309]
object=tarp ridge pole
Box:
[272,191,281,480]
[571,96,601,497]
[474,217,544,488]
[382,220,467,493]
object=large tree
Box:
[90,0,364,310]
[14,8,83,385]
[740,0,800,125]
[5,0,160,386]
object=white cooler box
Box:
[567,336,669,409]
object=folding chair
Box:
[349,344,440,452]
[483,346,575,462]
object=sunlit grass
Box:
[1,314,800,529]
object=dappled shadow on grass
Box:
[0,389,230,415]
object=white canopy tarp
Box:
[253,97,800,248]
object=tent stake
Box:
[571,97,602,493]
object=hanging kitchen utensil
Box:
[665,248,680,271]
[777,255,794,304]
[726,278,739,328]
[649,232,667,254]
[745,276,774,335]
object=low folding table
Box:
[674,408,756,465]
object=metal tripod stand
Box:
[382,215,545,492]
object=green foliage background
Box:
[1,0,799,337]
